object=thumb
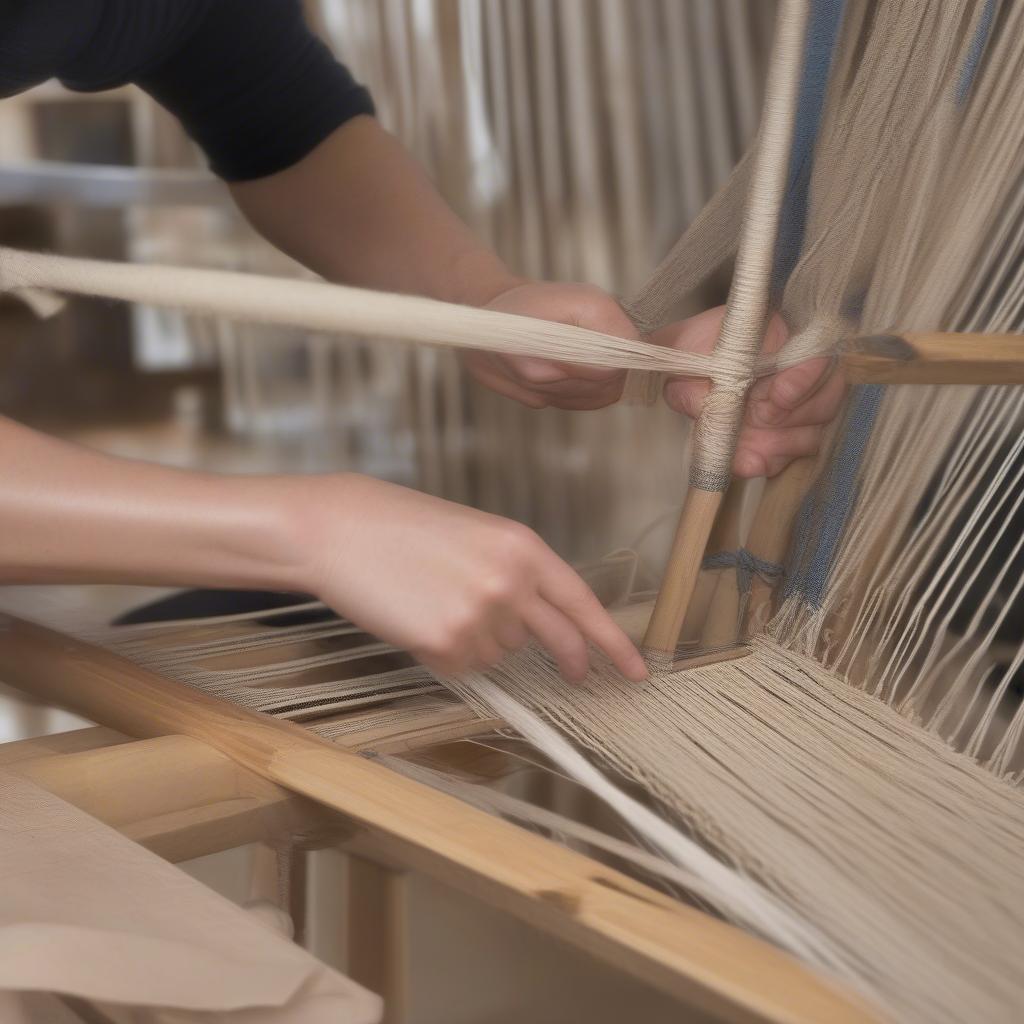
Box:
[656,306,726,420]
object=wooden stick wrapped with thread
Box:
[641,0,811,654]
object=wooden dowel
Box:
[643,0,809,653]
[643,487,725,652]
[841,331,1024,385]
[345,856,409,1023]
[680,479,749,644]
[701,480,753,648]
[742,455,819,634]
[0,614,876,1024]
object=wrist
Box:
[259,472,368,599]
[447,247,527,308]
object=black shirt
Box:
[0,0,375,181]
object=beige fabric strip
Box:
[0,771,381,1023]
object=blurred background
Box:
[0,5,777,1021]
[0,0,775,565]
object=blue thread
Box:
[956,0,996,105]
[772,0,848,299]
[703,549,784,594]
[784,385,885,606]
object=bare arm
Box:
[229,115,633,410]
[0,417,645,681]
[230,115,519,308]
[229,115,839,440]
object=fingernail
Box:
[627,657,649,682]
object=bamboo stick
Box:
[701,479,753,648]
[644,487,725,651]
[0,613,875,1024]
[742,456,819,635]
[678,478,748,645]
[642,0,809,652]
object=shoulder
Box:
[0,0,102,95]
[137,1,375,181]
[58,0,215,92]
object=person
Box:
[0,0,841,681]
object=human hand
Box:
[300,475,647,682]
[461,280,636,410]
[658,306,844,477]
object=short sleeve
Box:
[136,0,374,182]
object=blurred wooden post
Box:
[346,856,409,1023]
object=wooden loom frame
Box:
[0,330,1018,1023]
[0,614,877,1024]
[649,329,1024,649]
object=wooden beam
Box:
[842,331,1024,385]
[0,614,877,1024]
[0,725,129,767]
[345,856,409,1023]
[11,734,335,863]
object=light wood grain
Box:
[742,456,819,634]
[346,856,409,1023]
[12,733,331,863]
[701,480,752,647]
[842,331,1024,385]
[0,614,877,1024]
[0,725,129,767]
[644,487,726,652]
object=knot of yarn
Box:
[703,547,784,594]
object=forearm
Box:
[229,115,520,307]
[0,416,310,590]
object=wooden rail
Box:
[842,331,1024,385]
[0,613,876,1024]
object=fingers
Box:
[497,356,626,407]
[503,354,621,385]
[657,306,840,483]
[522,599,592,683]
[664,377,711,418]
[732,424,822,478]
[462,352,625,410]
[748,353,833,412]
[747,366,845,428]
[472,632,507,671]
[657,306,725,420]
[539,566,648,681]
[461,353,549,408]
[493,613,530,652]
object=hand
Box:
[300,475,647,682]
[659,306,845,477]
[461,280,636,410]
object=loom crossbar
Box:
[842,331,1024,384]
[0,613,876,1024]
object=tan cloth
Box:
[0,772,381,1024]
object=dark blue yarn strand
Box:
[783,385,885,607]
[771,0,847,301]
[781,1,1000,604]
[956,0,997,105]
[729,0,850,600]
